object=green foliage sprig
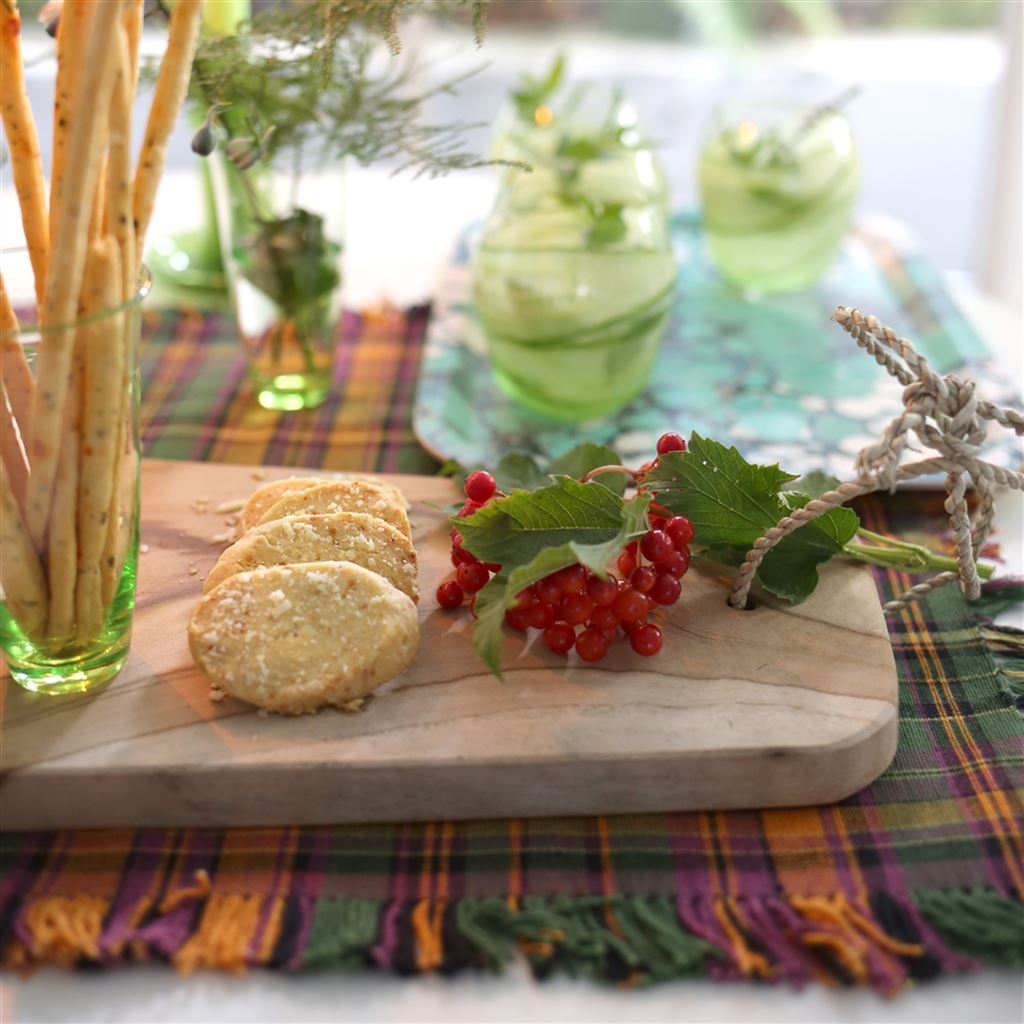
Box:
[180,0,496,178]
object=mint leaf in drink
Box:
[455,477,628,568]
[646,433,859,604]
[472,492,652,676]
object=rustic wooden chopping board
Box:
[1,458,898,829]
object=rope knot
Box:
[730,306,1024,612]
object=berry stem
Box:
[580,465,640,485]
[843,529,994,579]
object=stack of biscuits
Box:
[188,476,420,715]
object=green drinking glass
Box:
[473,92,676,421]
[698,98,859,293]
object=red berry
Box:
[451,540,476,566]
[575,627,609,663]
[656,432,687,455]
[586,575,619,606]
[484,562,502,573]
[544,622,576,654]
[505,607,530,631]
[630,566,657,593]
[613,588,649,624]
[619,616,643,635]
[556,564,588,594]
[617,550,637,577]
[457,500,483,519]
[641,530,674,566]
[436,580,464,609]
[665,550,691,579]
[560,592,594,626]
[648,514,668,532]
[526,601,557,630]
[650,572,682,606]
[456,561,490,594]
[589,604,620,631]
[625,540,639,556]
[464,470,497,504]
[630,623,663,656]
[665,516,695,548]
[536,575,563,606]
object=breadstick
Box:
[0,0,48,306]
[124,0,144,92]
[133,0,204,254]
[89,154,108,246]
[0,457,47,642]
[75,238,122,640]
[45,329,84,646]
[106,22,136,302]
[98,24,137,608]
[24,0,123,553]
[0,272,34,436]
[1,383,28,509]
[48,0,94,246]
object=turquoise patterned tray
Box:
[414,213,1021,480]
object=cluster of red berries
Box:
[436,469,504,610]
[435,432,694,665]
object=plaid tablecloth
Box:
[2,309,1022,990]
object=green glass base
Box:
[490,364,649,422]
[254,370,331,411]
[1,546,138,697]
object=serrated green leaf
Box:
[494,452,549,493]
[456,478,627,568]
[646,433,859,604]
[472,493,652,676]
[646,434,798,548]
[546,443,625,495]
[790,471,841,499]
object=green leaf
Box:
[759,491,858,602]
[493,453,549,493]
[790,471,841,499]
[546,443,625,495]
[456,478,628,568]
[646,433,859,604]
[472,493,652,676]
[646,434,798,548]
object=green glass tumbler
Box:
[473,93,676,421]
[698,99,859,293]
[1,250,150,695]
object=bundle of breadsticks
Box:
[1,0,204,647]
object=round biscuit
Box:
[188,561,419,715]
[238,478,324,535]
[239,476,409,536]
[257,480,411,539]
[204,512,419,601]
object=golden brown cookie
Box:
[257,480,411,539]
[238,475,409,536]
[188,561,419,715]
[204,512,419,601]
[237,477,324,535]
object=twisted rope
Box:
[730,306,1024,613]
